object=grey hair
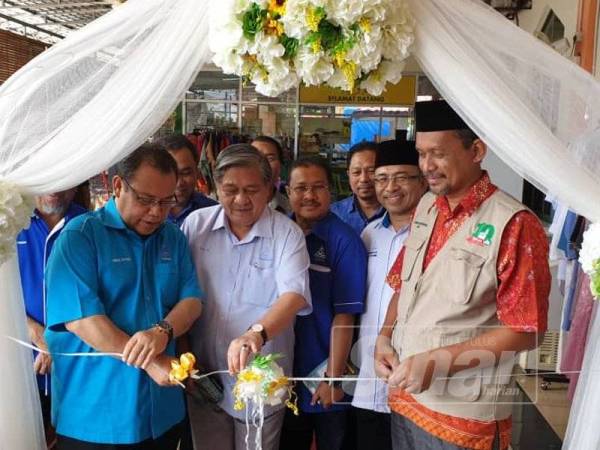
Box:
[214,144,273,185]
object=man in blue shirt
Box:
[17,188,87,448]
[331,142,385,235]
[158,134,217,227]
[281,157,367,450]
[45,144,204,450]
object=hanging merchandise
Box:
[187,128,246,196]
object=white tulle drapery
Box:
[406,0,600,223]
[2,0,600,448]
[0,0,211,447]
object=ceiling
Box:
[0,0,123,44]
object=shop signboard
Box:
[299,76,416,105]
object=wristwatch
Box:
[323,372,342,388]
[247,323,268,345]
[324,372,343,389]
[155,319,174,342]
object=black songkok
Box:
[415,100,470,132]
[375,139,419,168]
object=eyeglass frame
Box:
[121,177,178,209]
[288,183,330,196]
[372,174,423,187]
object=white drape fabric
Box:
[0,0,211,447]
[407,0,600,223]
[0,0,211,193]
[2,0,600,448]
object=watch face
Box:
[251,324,264,333]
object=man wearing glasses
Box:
[331,141,385,235]
[182,144,311,450]
[280,157,367,450]
[45,144,204,449]
[351,140,427,450]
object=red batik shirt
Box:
[386,172,550,450]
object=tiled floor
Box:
[511,372,570,450]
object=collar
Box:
[213,205,273,241]
[292,212,337,240]
[434,171,497,218]
[351,195,385,220]
[101,197,128,230]
[376,213,410,235]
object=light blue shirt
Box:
[45,198,203,444]
[351,214,409,413]
[182,205,312,419]
[331,195,386,236]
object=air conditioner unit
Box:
[519,330,560,372]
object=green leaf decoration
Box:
[281,35,300,59]
[317,20,343,51]
[242,3,267,40]
[251,353,285,369]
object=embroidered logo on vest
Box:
[467,222,495,247]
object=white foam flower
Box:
[249,32,285,66]
[327,0,365,28]
[0,181,34,267]
[294,48,334,85]
[580,223,600,274]
[281,0,331,39]
[347,32,383,74]
[382,23,414,62]
[360,59,405,96]
[209,20,245,54]
[327,64,360,92]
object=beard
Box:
[38,201,68,216]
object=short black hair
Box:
[289,157,333,186]
[347,141,378,167]
[252,135,284,163]
[454,129,479,149]
[116,143,178,182]
[156,134,199,165]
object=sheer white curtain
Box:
[2,0,600,448]
[0,0,212,447]
[407,0,600,223]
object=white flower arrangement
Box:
[579,222,600,300]
[210,0,414,97]
[0,181,34,267]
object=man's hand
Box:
[310,382,345,409]
[227,331,263,374]
[34,352,52,375]
[374,334,400,381]
[388,351,437,395]
[145,354,175,387]
[122,327,169,369]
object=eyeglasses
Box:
[373,174,422,186]
[289,184,329,196]
[122,178,178,208]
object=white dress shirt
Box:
[182,205,312,418]
[351,214,409,413]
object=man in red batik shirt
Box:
[374,100,550,450]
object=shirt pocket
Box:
[156,262,179,308]
[401,236,427,282]
[243,258,277,307]
[447,248,486,304]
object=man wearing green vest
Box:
[374,100,551,450]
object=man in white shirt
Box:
[182,144,312,450]
[351,139,427,449]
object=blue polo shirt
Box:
[293,212,367,413]
[44,198,203,444]
[168,192,217,227]
[331,195,385,235]
[16,202,87,393]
